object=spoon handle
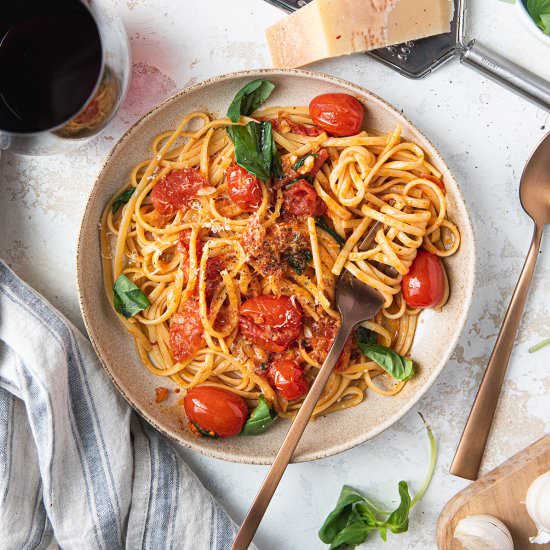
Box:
[450,223,544,480]
[231,322,354,550]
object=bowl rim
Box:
[76,68,476,464]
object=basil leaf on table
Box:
[315,216,345,245]
[319,415,436,549]
[112,188,135,214]
[240,395,277,436]
[113,274,151,318]
[226,79,276,122]
[526,0,550,34]
[226,121,281,182]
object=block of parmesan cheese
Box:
[266,0,453,69]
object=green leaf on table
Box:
[385,481,412,534]
[112,188,135,214]
[226,121,281,181]
[113,274,151,318]
[526,0,550,34]
[240,395,277,436]
[226,79,276,122]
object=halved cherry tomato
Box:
[402,250,447,309]
[267,359,309,401]
[239,294,302,352]
[184,386,248,437]
[150,168,207,216]
[283,180,327,218]
[225,163,262,212]
[419,173,445,191]
[309,93,364,137]
[260,117,324,137]
[169,300,204,361]
[178,228,204,263]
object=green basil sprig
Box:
[356,327,414,381]
[240,395,277,436]
[319,415,437,549]
[227,79,276,122]
[526,0,550,35]
[113,274,151,318]
[292,152,318,171]
[315,216,345,245]
[226,121,282,181]
[112,188,135,214]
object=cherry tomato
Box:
[419,173,445,191]
[150,168,207,216]
[178,229,204,263]
[306,318,352,371]
[239,294,302,352]
[402,250,447,309]
[184,386,248,437]
[267,359,309,401]
[283,180,327,218]
[226,163,262,212]
[169,300,204,361]
[266,117,324,137]
[309,93,364,137]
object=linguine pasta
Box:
[101,102,460,423]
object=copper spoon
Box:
[231,271,384,549]
[451,133,550,481]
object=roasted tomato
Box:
[239,294,302,352]
[261,117,324,137]
[267,359,309,401]
[169,300,204,361]
[150,168,207,216]
[276,148,329,189]
[309,93,364,137]
[402,250,448,309]
[283,180,327,218]
[178,228,204,263]
[419,173,445,191]
[225,163,262,211]
[184,386,248,437]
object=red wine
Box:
[0,0,103,133]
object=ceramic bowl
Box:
[77,69,476,464]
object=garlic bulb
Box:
[454,515,514,550]
[526,470,550,544]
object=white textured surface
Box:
[1,1,549,549]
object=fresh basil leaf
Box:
[329,522,373,550]
[226,79,276,122]
[319,486,367,544]
[358,343,414,381]
[191,421,219,438]
[283,249,312,274]
[113,274,151,318]
[227,121,281,182]
[315,216,345,245]
[112,188,135,214]
[526,0,550,34]
[385,481,411,534]
[240,396,277,436]
[355,326,377,347]
[292,152,318,171]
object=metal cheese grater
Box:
[263,0,550,111]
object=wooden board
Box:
[437,435,550,550]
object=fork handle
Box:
[450,223,544,480]
[231,321,354,550]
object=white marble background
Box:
[1,1,549,548]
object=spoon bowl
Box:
[520,133,550,225]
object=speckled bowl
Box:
[77,69,476,464]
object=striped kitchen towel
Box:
[0,261,244,550]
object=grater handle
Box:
[460,39,550,112]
